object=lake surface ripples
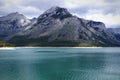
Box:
[0,47,120,80]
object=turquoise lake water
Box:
[0,47,120,80]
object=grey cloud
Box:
[69,7,89,15]
[0,10,6,16]
[105,0,118,3]
[103,6,120,15]
[72,4,120,16]
[0,1,5,7]
[20,0,63,11]
[0,0,120,27]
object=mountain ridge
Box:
[0,6,120,47]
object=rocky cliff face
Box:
[0,6,119,46]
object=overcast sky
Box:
[0,0,120,28]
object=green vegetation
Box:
[78,43,97,47]
[9,36,97,47]
[0,41,14,47]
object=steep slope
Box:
[0,12,31,40]
[108,28,120,41]
[8,7,120,46]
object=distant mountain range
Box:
[0,6,120,47]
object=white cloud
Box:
[63,0,120,27]
[0,0,22,6]
[0,0,120,27]
[63,0,108,9]
[19,6,43,18]
[84,13,120,28]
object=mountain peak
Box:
[38,6,72,20]
[0,12,26,21]
[9,12,19,14]
[7,12,21,17]
[46,6,62,12]
[45,6,66,13]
